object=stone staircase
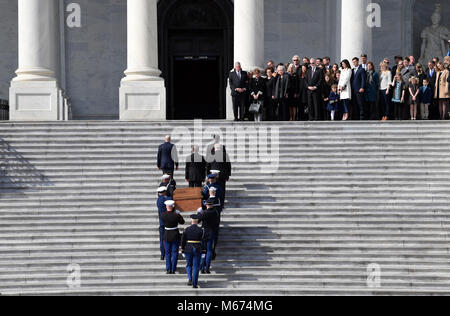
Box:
[0,121,450,296]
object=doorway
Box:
[158,0,234,120]
[173,57,221,120]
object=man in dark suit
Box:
[185,145,207,188]
[426,61,438,120]
[306,58,323,121]
[351,57,367,120]
[157,135,179,175]
[229,62,248,121]
[391,56,403,78]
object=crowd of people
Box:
[229,53,450,122]
[156,135,231,289]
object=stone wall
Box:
[0,1,17,101]
[0,0,445,119]
[63,0,126,120]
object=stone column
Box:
[233,0,265,71]
[340,0,372,62]
[227,0,265,120]
[120,0,166,121]
[10,0,64,121]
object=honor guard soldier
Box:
[156,187,170,260]
[202,174,223,203]
[160,200,185,274]
[206,144,231,206]
[160,174,177,198]
[207,186,222,261]
[181,214,207,289]
[198,198,220,274]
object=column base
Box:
[9,81,65,121]
[119,80,166,121]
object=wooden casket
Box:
[173,188,203,212]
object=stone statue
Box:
[419,3,450,65]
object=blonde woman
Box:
[408,77,420,120]
[287,64,299,121]
[379,62,392,120]
[435,61,450,120]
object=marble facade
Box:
[0,0,448,121]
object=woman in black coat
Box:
[249,68,266,122]
[264,67,276,121]
[287,64,300,121]
[298,64,309,121]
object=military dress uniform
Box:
[206,149,231,206]
[181,214,207,288]
[202,175,223,203]
[160,202,185,274]
[160,175,177,198]
[198,199,220,273]
[156,187,170,260]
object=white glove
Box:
[176,210,181,215]
[201,254,206,259]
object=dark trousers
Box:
[368,101,377,120]
[200,231,215,271]
[308,91,321,121]
[213,210,222,258]
[162,169,174,175]
[352,91,366,120]
[164,241,179,272]
[159,224,165,257]
[265,98,275,121]
[274,98,289,121]
[217,180,226,206]
[393,102,404,120]
[430,98,439,120]
[232,94,246,120]
[189,181,202,188]
[185,248,202,287]
[379,89,391,117]
[298,102,307,121]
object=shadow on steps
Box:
[0,138,53,192]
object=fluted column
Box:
[234,0,265,71]
[120,0,166,120]
[10,0,65,121]
[341,0,372,61]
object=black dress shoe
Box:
[201,269,206,274]
[160,255,165,261]
[166,270,171,274]
[193,285,198,289]
[206,269,211,274]
[188,280,193,286]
